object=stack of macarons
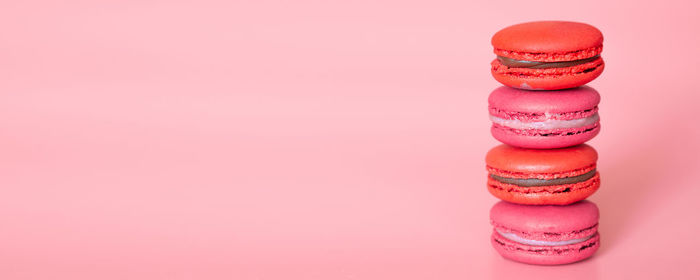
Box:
[486,21,604,265]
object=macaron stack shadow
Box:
[486,21,605,265]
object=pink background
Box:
[2,0,699,279]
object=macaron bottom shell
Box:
[487,172,600,205]
[492,231,600,265]
[490,58,604,90]
[491,123,600,149]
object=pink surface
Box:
[2,0,700,279]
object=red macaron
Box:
[486,144,600,205]
[491,21,604,90]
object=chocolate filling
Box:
[490,169,596,187]
[497,55,600,69]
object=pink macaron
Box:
[490,200,600,265]
[489,86,601,149]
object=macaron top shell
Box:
[486,144,598,174]
[490,200,599,235]
[492,21,603,62]
[489,86,600,116]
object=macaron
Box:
[489,86,600,149]
[491,21,604,90]
[486,144,600,205]
[490,200,600,265]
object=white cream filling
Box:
[490,113,599,130]
[497,229,594,246]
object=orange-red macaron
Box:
[486,144,600,205]
[491,21,604,90]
